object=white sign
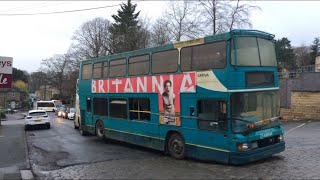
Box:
[0,56,13,74]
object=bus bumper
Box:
[230,142,285,165]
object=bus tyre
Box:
[95,120,105,139]
[168,133,185,159]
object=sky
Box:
[0,1,319,73]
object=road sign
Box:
[0,56,13,88]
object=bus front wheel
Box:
[167,133,185,159]
[95,120,105,139]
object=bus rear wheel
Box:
[95,120,105,139]
[167,133,185,159]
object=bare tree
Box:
[295,44,312,67]
[150,16,171,46]
[228,0,260,30]
[28,71,47,93]
[199,0,260,35]
[137,15,152,48]
[198,0,230,35]
[40,54,69,96]
[164,0,203,42]
[70,17,111,60]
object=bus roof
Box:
[81,29,275,64]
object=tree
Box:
[12,68,28,83]
[70,17,112,60]
[40,54,69,96]
[109,0,149,54]
[294,44,312,67]
[228,0,260,31]
[13,80,28,93]
[198,0,260,35]
[150,16,171,46]
[163,0,203,42]
[310,37,320,65]
[276,37,297,70]
[28,71,47,93]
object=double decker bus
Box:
[77,29,285,165]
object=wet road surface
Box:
[26,113,320,179]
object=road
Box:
[26,113,320,179]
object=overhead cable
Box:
[0,4,120,16]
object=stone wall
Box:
[281,91,320,120]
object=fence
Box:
[279,67,320,107]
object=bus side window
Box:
[82,64,92,80]
[86,98,91,112]
[197,100,227,132]
[110,98,128,119]
[93,98,108,117]
[129,98,150,121]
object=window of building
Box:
[197,100,227,132]
[103,62,109,78]
[128,55,150,76]
[93,62,103,79]
[109,59,126,77]
[110,98,127,119]
[86,97,91,112]
[93,98,108,116]
[129,98,150,121]
[181,42,226,71]
[152,50,178,74]
[82,64,92,80]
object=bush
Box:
[0,107,6,119]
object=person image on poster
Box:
[162,80,175,123]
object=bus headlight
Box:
[278,135,284,142]
[237,143,250,151]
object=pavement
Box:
[0,112,33,180]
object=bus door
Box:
[85,97,93,126]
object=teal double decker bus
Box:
[77,29,285,165]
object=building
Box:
[0,87,25,109]
[35,85,59,101]
[316,56,320,72]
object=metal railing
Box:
[279,65,320,79]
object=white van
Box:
[36,101,56,112]
[74,79,81,129]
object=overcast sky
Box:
[0,1,319,73]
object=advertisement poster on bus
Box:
[0,56,13,88]
[91,72,196,126]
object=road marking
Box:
[0,135,4,138]
[287,123,306,133]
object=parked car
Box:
[57,107,67,118]
[6,108,17,114]
[25,110,50,130]
[67,108,76,120]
